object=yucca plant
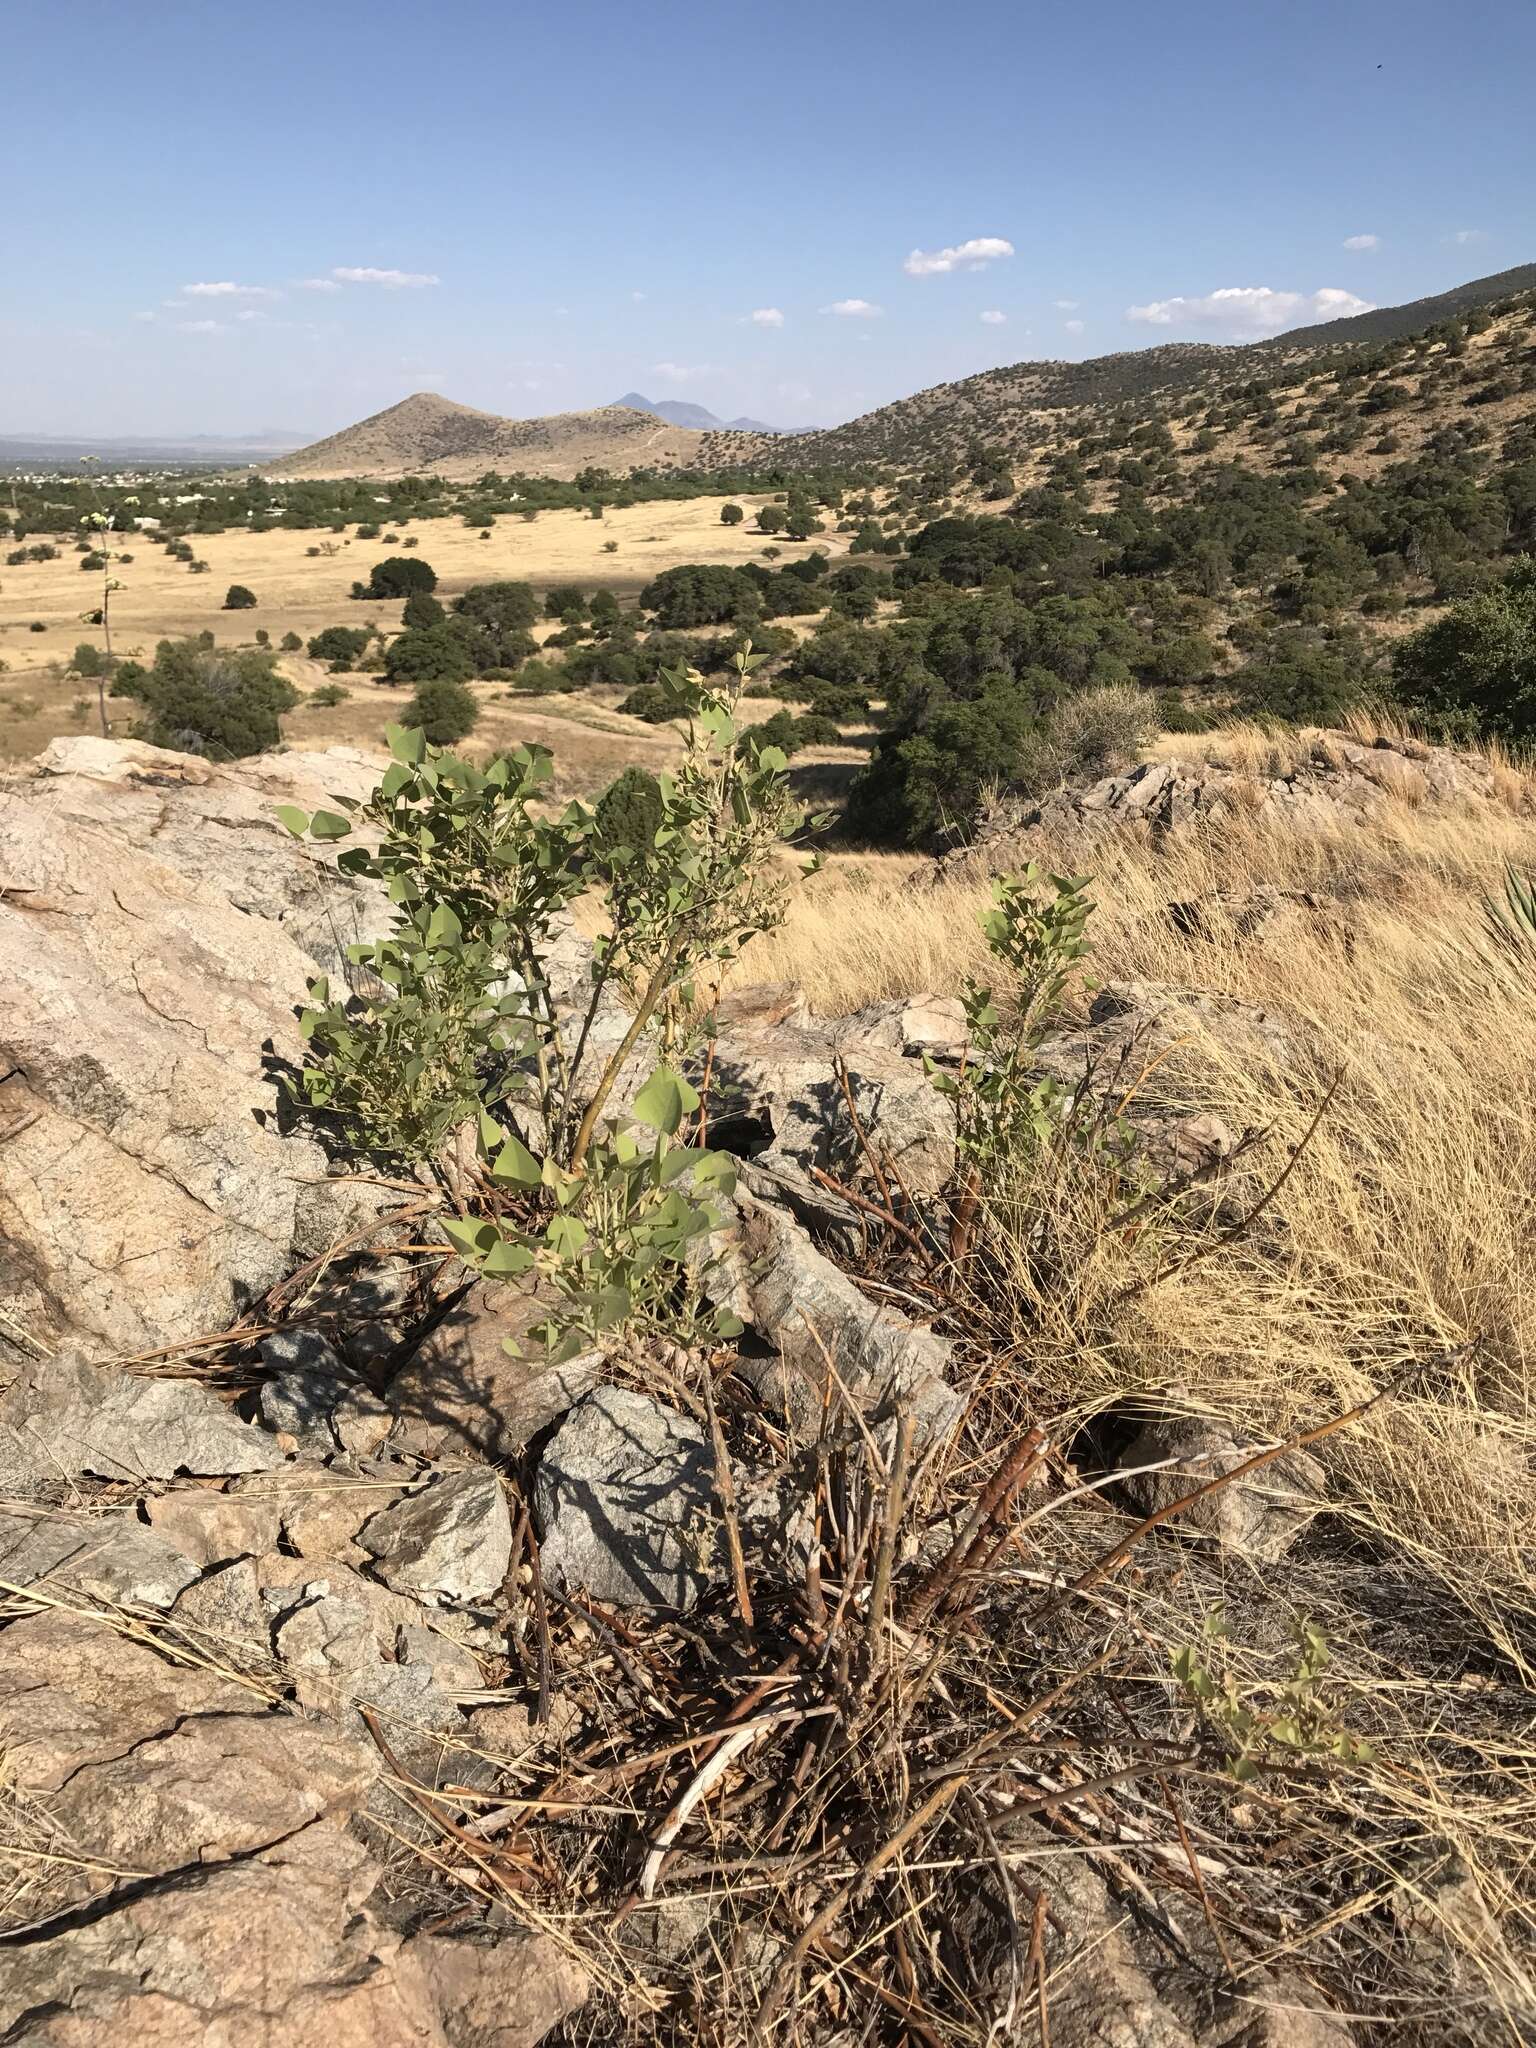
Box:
[1482,863,1536,965]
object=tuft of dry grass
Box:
[745,780,1536,1670]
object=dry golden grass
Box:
[0,494,848,759]
[745,778,1536,1675]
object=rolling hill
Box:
[701,263,1536,473]
[1269,261,1536,346]
[260,266,1533,487]
[264,392,703,482]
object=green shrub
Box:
[363,555,437,599]
[111,639,298,758]
[402,677,478,743]
[223,584,257,610]
[639,563,759,629]
[504,659,569,695]
[847,686,1036,847]
[384,624,476,686]
[617,684,676,724]
[593,766,666,864]
[278,651,802,1354]
[402,590,446,630]
[452,581,539,668]
[793,712,844,746]
[1392,560,1536,740]
[307,626,372,668]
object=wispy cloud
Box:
[822,298,883,318]
[177,318,226,334]
[331,266,439,288]
[748,306,784,327]
[1054,298,1079,311]
[1454,227,1489,245]
[1342,233,1380,251]
[979,309,1007,325]
[182,280,280,299]
[298,277,343,292]
[631,289,647,303]
[1063,318,1085,336]
[133,310,156,324]
[1126,284,1373,335]
[903,236,1014,277]
[651,360,713,382]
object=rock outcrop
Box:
[938,728,1528,879]
[0,758,384,1357]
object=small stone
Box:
[169,1558,273,1664]
[359,1468,513,1606]
[385,1279,602,1461]
[535,1388,715,1610]
[408,1928,589,2048]
[0,1350,286,1487]
[397,1622,483,1693]
[0,1504,200,1609]
[260,1327,348,1378]
[736,1197,961,1449]
[231,1467,410,1563]
[1114,1415,1326,1562]
[146,1488,283,1566]
[0,1819,445,2046]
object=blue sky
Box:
[3,0,1532,437]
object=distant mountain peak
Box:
[610,392,783,435]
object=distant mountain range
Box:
[610,392,783,434]
[110,261,1536,486]
[0,428,309,467]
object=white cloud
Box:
[904,235,1014,277]
[1054,298,1079,311]
[631,289,647,302]
[651,361,713,382]
[980,309,1007,325]
[298,277,342,292]
[1454,227,1488,245]
[1126,284,1374,334]
[1063,318,1085,336]
[1342,233,1380,251]
[182,280,279,299]
[133,310,156,323]
[749,306,784,327]
[331,266,439,288]
[822,297,883,318]
[236,308,263,322]
[177,318,226,334]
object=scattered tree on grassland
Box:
[402,676,479,744]
[384,624,477,686]
[110,640,298,759]
[361,555,437,599]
